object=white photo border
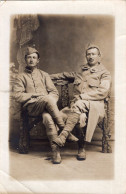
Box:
[0,1,126,193]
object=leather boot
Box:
[48,135,61,164]
[77,147,86,160]
[51,143,61,164]
[53,112,80,147]
[76,126,86,160]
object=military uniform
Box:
[70,63,111,141]
[14,67,59,114]
[51,62,111,142]
[51,45,111,160]
[14,47,78,164]
[14,47,64,164]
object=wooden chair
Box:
[18,77,112,154]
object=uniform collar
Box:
[25,66,38,74]
[81,63,105,73]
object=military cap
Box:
[25,47,40,58]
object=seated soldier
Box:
[14,47,78,164]
[51,45,111,161]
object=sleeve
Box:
[80,71,111,101]
[50,72,76,80]
[13,75,33,103]
[45,73,59,101]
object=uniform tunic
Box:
[51,63,111,142]
[14,67,59,116]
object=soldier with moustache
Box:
[14,47,78,164]
[51,45,111,161]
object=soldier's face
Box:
[26,53,39,67]
[86,48,100,66]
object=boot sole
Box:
[77,156,86,161]
[53,161,61,164]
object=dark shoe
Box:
[67,133,79,142]
[52,144,61,164]
[77,148,86,160]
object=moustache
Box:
[88,59,94,62]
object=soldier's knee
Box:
[46,95,56,105]
[42,112,52,124]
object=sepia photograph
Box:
[9,13,115,179]
[0,1,126,194]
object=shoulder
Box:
[97,64,111,77]
[38,69,51,79]
[16,70,31,84]
[100,64,110,72]
[38,69,49,76]
[99,64,111,83]
[16,71,26,80]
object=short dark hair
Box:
[25,52,40,61]
[86,47,101,56]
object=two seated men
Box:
[14,45,111,164]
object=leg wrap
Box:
[53,112,80,147]
[42,112,61,164]
[47,134,61,164]
[45,97,65,130]
[42,112,58,136]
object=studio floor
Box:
[9,140,114,181]
[0,140,115,194]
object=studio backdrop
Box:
[9,14,114,142]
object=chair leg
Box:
[102,117,112,153]
[19,111,30,154]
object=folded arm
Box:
[80,71,111,101]
[50,72,77,81]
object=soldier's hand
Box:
[31,93,43,98]
[74,95,81,101]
